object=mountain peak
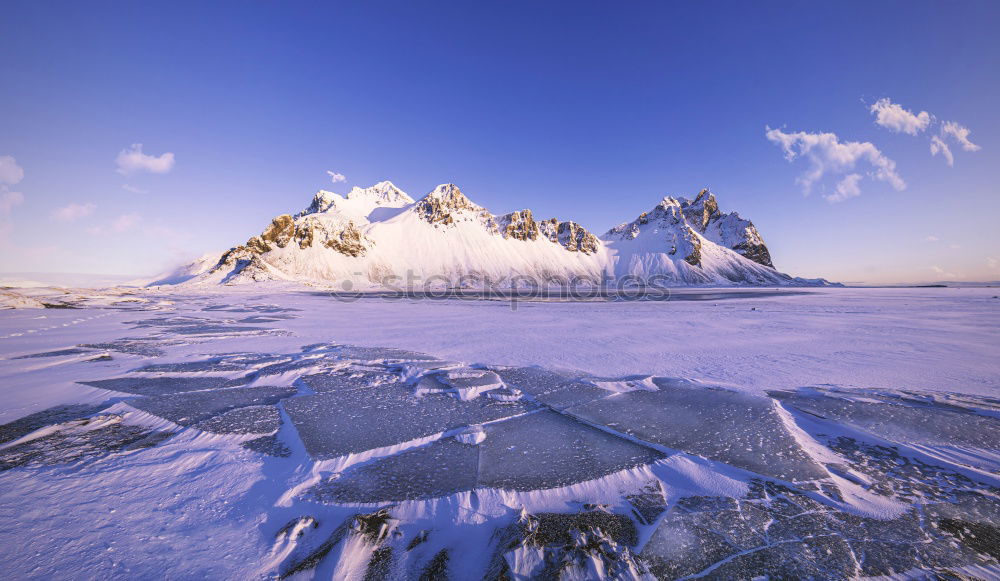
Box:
[301,182,413,217]
[346,181,414,205]
[424,183,469,203]
[414,184,492,228]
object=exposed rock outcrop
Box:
[680,189,773,268]
[322,221,369,257]
[415,184,495,231]
[261,215,295,248]
[540,219,600,254]
[498,210,541,241]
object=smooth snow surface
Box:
[0,286,997,580]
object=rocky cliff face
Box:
[497,211,600,255]
[605,189,773,269]
[539,219,600,255]
[680,189,773,267]
[192,182,819,287]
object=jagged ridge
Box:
[181,183,829,287]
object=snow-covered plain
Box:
[0,286,997,579]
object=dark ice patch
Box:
[133,353,286,373]
[477,410,665,491]
[0,417,173,471]
[79,340,167,357]
[300,369,401,393]
[79,376,249,396]
[771,387,1000,449]
[310,439,479,503]
[243,435,292,457]
[284,384,536,459]
[129,386,295,426]
[0,403,108,445]
[327,346,439,362]
[567,382,827,482]
[494,367,609,410]
[12,348,96,359]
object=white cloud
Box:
[115,144,175,175]
[949,243,962,250]
[87,212,143,236]
[925,235,939,242]
[931,122,981,166]
[0,191,24,215]
[870,98,931,135]
[326,171,346,183]
[52,202,96,222]
[929,135,954,167]
[765,127,905,199]
[121,184,149,194]
[988,257,998,271]
[0,156,25,223]
[824,174,862,203]
[930,265,956,279]
[940,121,981,152]
[865,101,982,166]
[112,213,142,232]
[0,156,24,185]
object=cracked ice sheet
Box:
[0,286,998,580]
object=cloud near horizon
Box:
[115,144,175,176]
[765,127,905,202]
[869,98,931,135]
[0,191,24,215]
[52,202,96,222]
[87,212,143,235]
[0,156,25,186]
[0,156,25,238]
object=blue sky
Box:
[1,0,998,283]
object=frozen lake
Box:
[0,286,997,579]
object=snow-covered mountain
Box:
[184,181,829,287]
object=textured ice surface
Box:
[324,345,439,362]
[129,385,294,426]
[0,415,174,471]
[477,410,666,491]
[310,438,479,503]
[78,376,248,396]
[79,339,168,357]
[309,410,666,503]
[195,405,282,434]
[12,347,96,359]
[567,380,828,481]
[493,366,610,409]
[772,386,1000,448]
[299,368,401,393]
[133,353,285,373]
[284,381,536,459]
[640,478,998,579]
[0,403,108,444]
